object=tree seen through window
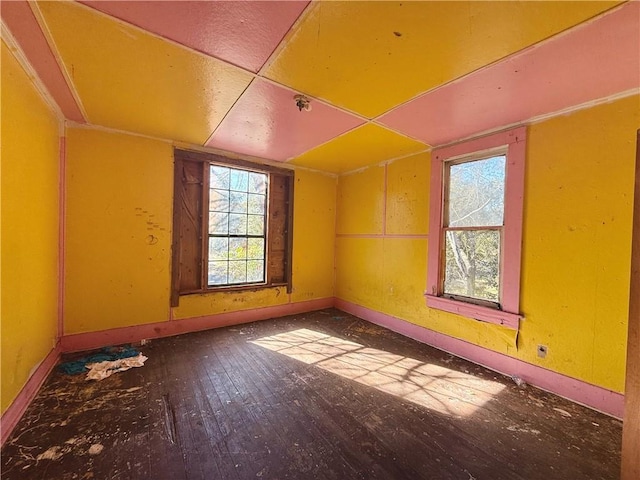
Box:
[443,155,505,304]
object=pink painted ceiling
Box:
[3,0,638,172]
[378,1,640,146]
[206,78,364,161]
[79,0,310,73]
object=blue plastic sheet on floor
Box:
[58,346,140,375]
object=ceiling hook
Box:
[294,94,312,112]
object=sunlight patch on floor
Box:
[251,328,506,417]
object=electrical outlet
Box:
[537,344,548,358]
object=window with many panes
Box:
[426,127,526,328]
[208,165,267,286]
[171,149,293,306]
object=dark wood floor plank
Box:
[244,320,468,480]
[222,326,364,479]
[144,352,189,480]
[210,335,303,475]
[165,343,220,480]
[1,309,622,480]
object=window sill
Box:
[425,294,521,329]
[180,283,288,296]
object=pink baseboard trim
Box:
[60,297,334,353]
[1,346,61,446]
[334,298,625,419]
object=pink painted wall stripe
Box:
[0,346,61,446]
[58,136,66,339]
[1,1,85,123]
[61,297,334,353]
[382,164,388,234]
[335,298,625,418]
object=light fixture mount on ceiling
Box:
[294,94,312,112]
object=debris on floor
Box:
[85,353,148,381]
[36,446,63,461]
[553,407,573,418]
[58,346,147,380]
[1,310,623,480]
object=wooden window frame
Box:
[171,149,294,306]
[425,127,526,329]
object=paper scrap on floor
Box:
[85,353,148,380]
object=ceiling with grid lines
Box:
[2,0,638,173]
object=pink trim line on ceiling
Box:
[335,298,625,419]
[379,1,640,146]
[1,1,85,122]
[80,1,310,73]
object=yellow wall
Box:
[1,42,61,413]
[290,169,336,303]
[335,96,640,393]
[64,128,336,331]
[521,96,639,391]
[64,128,174,333]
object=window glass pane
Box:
[229,192,248,214]
[247,238,265,260]
[229,214,247,235]
[206,164,269,288]
[209,212,228,235]
[229,261,247,283]
[210,166,229,190]
[248,172,267,194]
[209,237,228,261]
[248,194,265,214]
[229,238,247,260]
[229,170,249,192]
[444,229,500,303]
[210,189,229,212]
[208,261,228,285]
[247,260,265,283]
[447,155,505,228]
[247,215,264,235]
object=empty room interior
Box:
[1,1,639,479]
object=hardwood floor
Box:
[1,309,622,479]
